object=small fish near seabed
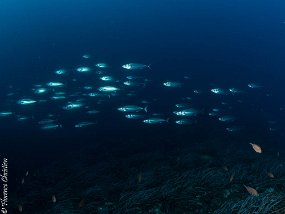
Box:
[244,185,259,196]
[249,143,262,153]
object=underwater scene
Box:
[1,0,285,213]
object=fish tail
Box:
[147,64,151,69]
[144,106,148,113]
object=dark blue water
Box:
[1,1,285,213]
[1,0,285,83]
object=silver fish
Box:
[0,111,13,117]
[96,63,108,68]
[40,124,62,130]
[118,105,148,113]
[125,114,145,119]
[55,69,67,75]
[175,119,194,125]
[143,118,169,124]
[173,108,200,117]
[218,115,236,122]
[122,63,151,70]
[62,102,83,110]
[211,88,228,95]
[17,99,37,105]
[75,121,96,128]
[163,81,182,87]
[47,82,64,87]
[76,67,91,73]
[98,86,119,92]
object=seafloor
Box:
[8,127,285,214]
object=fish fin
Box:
[144,106,148,113]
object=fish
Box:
[126,75,143,80]
[123,81,145,87]
[244,185,259,196]
[87,110,100,114]
[47,82,64,87]
[38,119,55,125]
[226,126,241,132]
[229,174,234,183]
[40,124,62,130]
[208,111,220,117]
[54,92,65,95]
[173,108,200,117]
[122,63,151,70]
[62,102,83,110]
[213,108,221,112]
[18,204,23,212]
[96,70,105,75]
[137,172,143,183]
[118,105,148,113]
[218,115,236,122]
[175,119,194,125]
[52,195,56,203]
[0,111,13,117]
[88,92,109,98]
[229,88,244,94]
[6,92,15,96]
[267,172,274,178]
[75,121,96,128]
[88,92,100,97]
[17,99,37,105]
[100,76,114,81]
[51,95,66,100]
[125,114,145,119]
[249,143,262,153]
[76,66,91,72]
[211,88,228,95]
[33,88,48,94]
[248,83,263,89]
[143,118,169,124]
[98,86,119,92]
[83,86,93,90]
[55,69,66,75]
[82,54,91,59]
[96,63,108,68]
[175,103,190,108]
[163,81,182,87]
[193,89,203,94]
